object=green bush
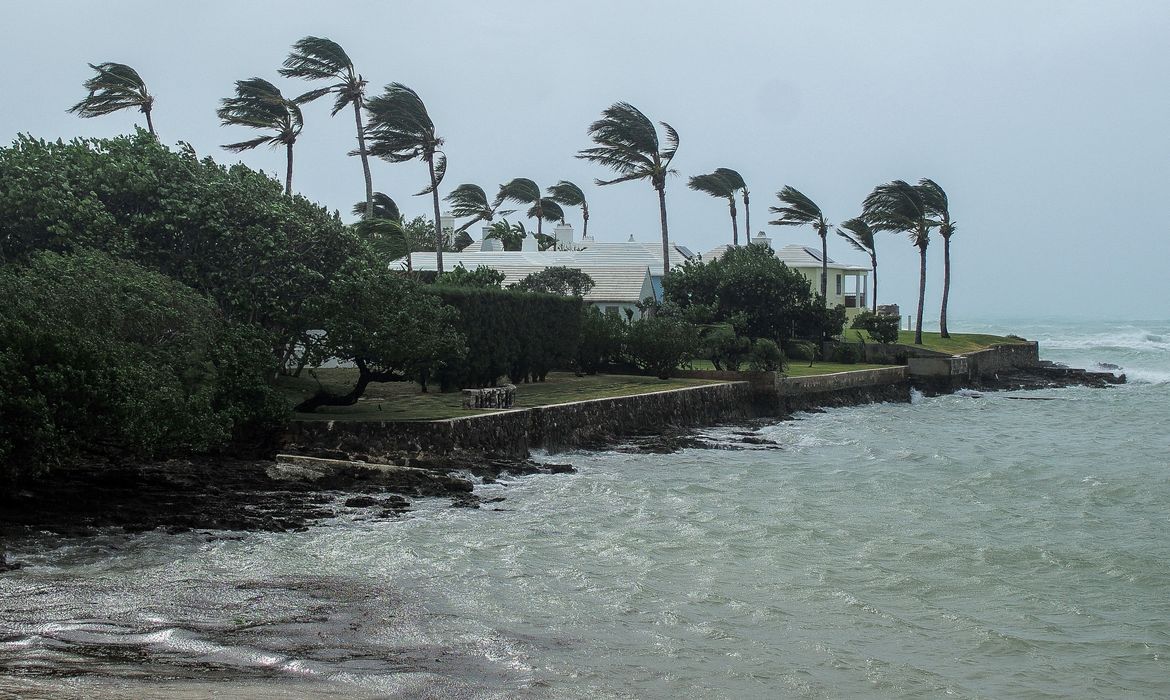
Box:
[785,340,818,362]
[830,343,862,364]
[577,307,628,374]
[434,287,582,388]
[700,324,751,371]
[747,338,787,372]
[851,311,899,344]
[0,250,287,483]
[625,316,700,379]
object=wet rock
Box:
[344,496,381,508]
[450,494,481,509]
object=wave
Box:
[1036,327,1170,353]
[1118,367,1170,385]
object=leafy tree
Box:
[851,310,899,344]
[836,217,878,312]
[280,36,374,217]
[445,183,513,233]
[863,180,935,344]
[699,324,751,370]
[769,186,830,305]
[296,268,465,411]
[0,132,362,364]
[625,316,699,379]
[514,267,596,296]
[547,180,589,240]
[715,168,750,246]
[688,172,739,245]
[747,338,785,372]
[919,178,957,338]
[577,306,628,373]
[577,102,679,276]
[68,62,156,136]
[454,230,474,251]
[664,244,827,343]
[0,250,285,480]
[216,78,303,196]
[496,178,563,240]
[365,83,447,272]
[435,264,506,288]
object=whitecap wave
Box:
[1038,327,1170,353]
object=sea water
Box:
[1,319,1168,699]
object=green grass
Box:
[846,329,1027,354]
[277,369,721,422]
[783,362,894,377]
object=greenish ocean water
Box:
[2,319,1168,698]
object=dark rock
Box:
[344,496,381,508]
[450,494,480,509]
[543,463,576,474]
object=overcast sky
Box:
[5,1,1168,323]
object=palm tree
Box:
[279,36,374,218]
[547,180,589,239]
[445,184,513,233]
[352,192,414,270]
[68,62,156,136]
[863,180,935,344]
[688,172,738,245]
[216,78,303,196]
[769,186,830,304]
[364,83,446,272]
[836,218,878,312]
[715,168,749,246]
[919,179,957,338]
[351,191,402,221]
[496,178,562,239]
[576,102,679,277]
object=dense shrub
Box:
[700,324,751,371]
[514,266,596,296]
[784,340,818,362]
[0,251,286,482]
[851,311,900,344]
[435,287,582,388]
[747,339,786,372]
[577,307,628,374]
[830,343,862,364]
[625,316,700,379]
[434,264,506,289]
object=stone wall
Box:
[962,342,1040,378]
[774,366,911,412]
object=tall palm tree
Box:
[547,180,589,239]
[715,168,749,246]
[68,62,156,136]
[688,172,738,245]
[863,180,935,344]
[364,83,447,272]
[445,184,514,233]
[280,36,374,218]
[769,186,830,305]
[836,217,878,312]
[576,102,679,277]
[216,78,303,196]
[496,178,562,239]
[919,178,957,338]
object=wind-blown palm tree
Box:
[351,192,411,269]
[216,78,303,196]
[68,62,156,136]
[576,102,679,276]
[688,172,738,245]
[836,218,878,312]
[445,184,514,233]
[547,180,589,239]
[918,178,957,338]
[496,178,562,239]
[863,180,935,344]
[280,36,374,218]
[364,83,447,272]
[715,168,749,246]
[769,186,830,304]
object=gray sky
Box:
[6,1,1169,322]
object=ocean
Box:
[1,318,1168,698]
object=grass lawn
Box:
[845,329,1027,354]
[685,358,894,376]
[277,369,722,422]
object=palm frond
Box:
[768,185,824,227]
[688,172,733,199]
[713,167,746,191]
[547,180,586,206]
[221,135,277,152]
[530,198,564,222]
[352,192,401,220]
[862,180,932,245]
[365,83,438,163]
[659,121,679,164]
[835,217,875,254]
[68,62,153,117]
[414,152,446,196]
[445,184,492,218]
[918,178,956,237]
[496,177,541,206]
[279,36,353,82]
[216,77,302,148]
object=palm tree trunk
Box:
[871,253,878,313]
[820,233,828,306]
[427,154,443,274]
[940,235,952,338]
[915,243,927,345]
[657,186,670,277]
[285,142,294,196]
[582,201,589,240]
[144,109,156,138]
[353,100,373,218]
[729,198,738,246]
[742,190,750,245]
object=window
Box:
[836,274,843,296]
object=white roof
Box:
[422,237,693,268]
[704,243,870,272]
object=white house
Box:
[705,233,871,317]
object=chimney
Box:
[480,224,501,251]
[627,233,636,242]
[440,211,455,242]
[521,233,538,252]
[554,222,574,250]
[751,231,772,249]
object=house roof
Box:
[434,237,693,267]
[704,243,870,272]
